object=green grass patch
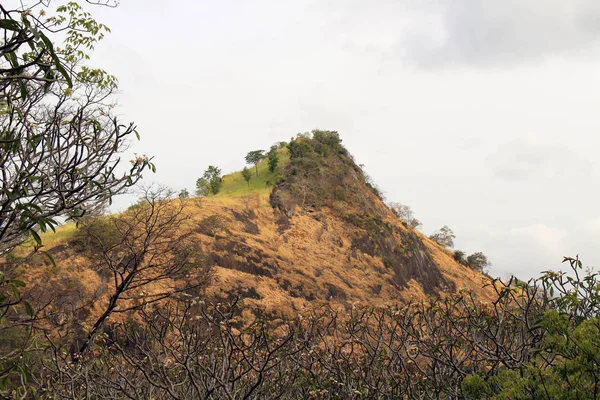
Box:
[13,223,77,255]
[40,223,77,246]
[215,148,289,198]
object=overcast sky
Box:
[54,0,600,279]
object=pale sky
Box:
[44,1,600,278]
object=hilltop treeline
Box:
[1,256,599,399]
[271,130,387,216]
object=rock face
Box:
[196,198,491,317]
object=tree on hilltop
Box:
[245,150,265,176]
[287,138,312,159]
[268,149,279,173]
[195,178,210,197]
[201,165,222,195]
[242,167,252,187]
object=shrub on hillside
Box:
[287,139,313,159]
[453,250,467,265]
[75,216,121,252]
[198,215,230,238]
[467,252,491,271]
[242,167,252,187]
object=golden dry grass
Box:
[8,188,495,324]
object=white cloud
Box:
[401,0,600,67]
[487,139,594,182]
[320,0,600,67]
[510,224,569,260]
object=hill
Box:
[6,131,493,328]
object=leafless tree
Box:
[30,255,600,399]
[40,298,316,399]
[389,202,422,229]
[73,186,210,357]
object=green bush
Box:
[453,250,467,265]
[467,252,490,271]
[287,139,313,159]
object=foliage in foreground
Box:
[0,1,153,258]
[0,1,155,390]
[2,256,599,399]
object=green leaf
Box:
[38,31,73,88]
[55,62,73,88]
[19,80,27,101]
[30,230,42,246]
[4,51,18,68]
[0,19,21,31]
[11,280,25,288]
[47,219,58,232]
[23,301,33,317]
[11,285,20,301]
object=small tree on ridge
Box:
[203,166,222,195]
[467,252,491,271]
[196,178,210,197]
[268,149,279,173]
[245,150,265,176]
[389,202,422,229]
[242,167,252,187]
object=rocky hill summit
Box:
[204,131,493,313]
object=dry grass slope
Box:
[6,196,494,328]
[3,135,494,327]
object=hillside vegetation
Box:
[2,3,598,398]
[217,147,290,198]
[7,131,493,320]
[2,131,600,399]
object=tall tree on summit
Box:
[245,150,265,176]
